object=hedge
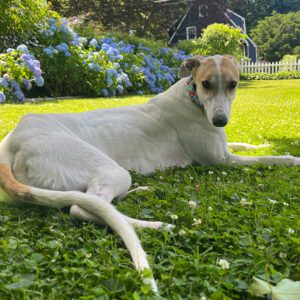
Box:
[240,71,300,80]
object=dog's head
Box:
[179,55,239,127]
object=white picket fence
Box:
[240,60,300,73]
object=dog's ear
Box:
[178,55,203,78]
[223,54,238,66]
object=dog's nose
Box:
[212,115,228,127]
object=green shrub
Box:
[0,0,55,52]
[178,23,246,60]
[240,71,300,80]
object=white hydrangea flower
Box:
[217,258,230,269]
[188,200,197,209]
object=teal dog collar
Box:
[186,77,204,112]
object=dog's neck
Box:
[186,76,205,112]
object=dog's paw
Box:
[283,155,300,166]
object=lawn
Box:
[0,80,299,299]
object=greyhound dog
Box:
[0,55,299,292]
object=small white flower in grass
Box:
[269,199,277,205]
[222,171,227,176]
[179,229,186,236]
[279,252,287,258]
[200,296,207,300]
[240,198,253,206]
[188,200,197,209]
[190,176,194,180]
[288,228,295,234]
[85,253,92,258]
[283,202,289,207]
[170,214,178,220]
[240,198,247,206]
[159,176,164,179]
[208,171,214,175]
[192,218,202,226]
[217,177,221,181]
[217,258,230,269]
[208,206,213,212]
[258,245,265,250]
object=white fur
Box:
[0,55,299,293]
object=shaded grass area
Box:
[0,80,299,299]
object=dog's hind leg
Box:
[71,181,170,230]
[71,204,171,229]
[228,142,270,151]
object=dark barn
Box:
[168,1,257,62]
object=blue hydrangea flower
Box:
[10,80,20,90]
[15,89,25,102]
[49,18,56,26]
[3,74,10,81]
[101,89,109,97]
[79,37,88,45]
[117,85,124,94]
[137,90,143,95]
[34,67,42,77]
[0,78,9,88]
[0,91,6,103]
[106,77,113,87]
[22,78,32,91]
[89,38,98,48]
[34,76,44,87]
[88,63,95,70]
[111,90,116,97]
[21,54,31,61]
[43,46,55,57]
[17,44,29,54]
[6,48,14,54]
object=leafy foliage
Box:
[240,71,300,80]
[251,11,300,62]
[0,80,300,298]
[0,0,55,52]
[227,0,300,30]
[178,23,246,59]
[49,0,187,39]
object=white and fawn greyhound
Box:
[0,55,299,292]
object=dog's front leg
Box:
[227,153,300,166]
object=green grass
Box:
[0,80,299,299]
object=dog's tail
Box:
[0,162,158,292]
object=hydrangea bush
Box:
[0,45,44,103]
[0,17,190,103]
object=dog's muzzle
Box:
[212,115,228,127]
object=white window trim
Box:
[186,26,197,40]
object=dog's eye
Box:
[228,81,237,90]
[202,81,211,89]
